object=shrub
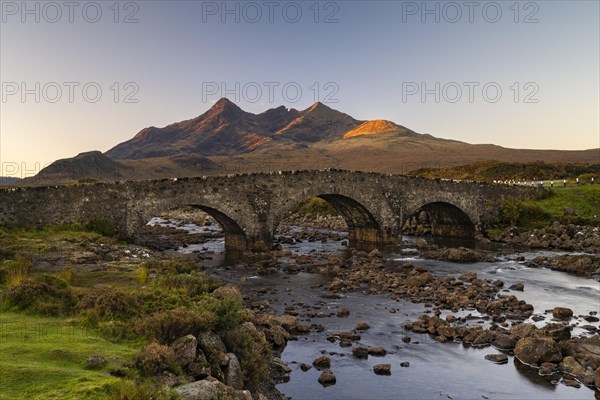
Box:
[2,276,76,316]
[223,322,271,391]
[203,296,243,333]
[108,379,181,400]
[158,272,220,298]
[145,259,196,275]
[135,343,178,375]
[78,287,142,321]
[134,306,214,344]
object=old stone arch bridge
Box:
[0,170,542,251]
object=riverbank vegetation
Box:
[0,226,269,399]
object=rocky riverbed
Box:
[125,213,600,399]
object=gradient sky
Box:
[1,0,599,176]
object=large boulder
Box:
[318,370,336,386]
[559,356,596,386]
[537,323,571,341]
[211,285,244,303]
[514,337,562,365]
[172,335,197,369]
[313,356,331,370]
[560,338,600,371]
[552,307,573,319]
[510,323,537,339]
[176,380,218,400]
[197,331,229,378]
[182,379,252,400]
[492,334,517,350]
[224,353,243,390]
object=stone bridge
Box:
[0,170,543,251]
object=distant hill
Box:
[19,151,219,186]
[0,177,21,186]
[21,98,600,185]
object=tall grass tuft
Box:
[56,267,76,286]
[1,255,33,287]
[137,264,149,285]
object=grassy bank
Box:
[0,312,139,400]
[499,185,600,229]
[0,226,267,399]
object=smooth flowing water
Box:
[149,219,600,399]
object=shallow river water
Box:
[150,219,600,399]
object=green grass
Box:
[498,185,600,229]
[528,185,600,220]
[0,312,140,400]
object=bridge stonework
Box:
[0,170,543,251]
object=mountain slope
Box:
[30,151,131,184]
[107,98,306,159]
[273,102,361,142]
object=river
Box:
[148,218,600,399]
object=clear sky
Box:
[1,0,599,175]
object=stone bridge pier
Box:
[0,170,544,252]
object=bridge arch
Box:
[273,192,398,246]
[405,200,476,238]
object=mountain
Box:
[20,98,600,185]
[106,99,364,159]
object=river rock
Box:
[352,346,369,359]
[559,356,596,386]
[337,308,350,317]
[552,307,574,319]
[172,335,197,369]
[492,334,517,350]
[509,282,524,291]
[595,367,600,388]
[407,272,433,288]
[514,337,562,365]
[356,322,370,331]
[561,378,581,388]
[312,356,331,370]
[559,338,600,371]
[300,363,312,372]
[373,364,391,375]
[539,362,558,376]
[318,369,336,386]
[368,347,387,356]
[510,323,537,339]
[538,323,571,341]
[484,354,508,364]
[263,324,290,349]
